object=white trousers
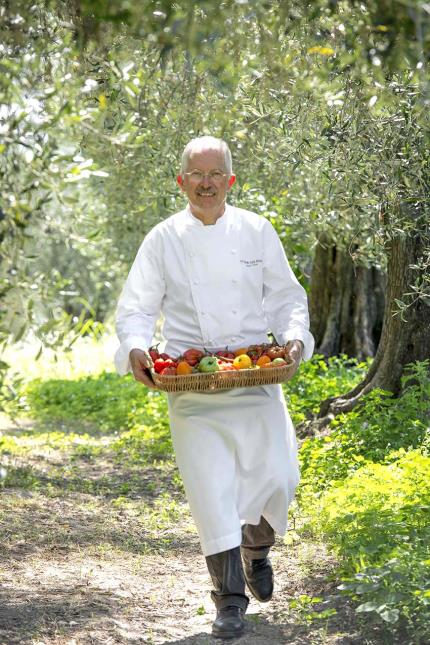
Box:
[167,384,300,557]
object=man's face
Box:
[179,147,234,215]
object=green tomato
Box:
[272,357,287,366]
[198,356,220,373]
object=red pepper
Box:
[215,350,235,360]
[148,343,160,362]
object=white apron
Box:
[168,384,299,557]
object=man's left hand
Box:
[283,340,304,378]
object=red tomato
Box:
[219,363,236,371]
[154,358,177,373]
[267,346,286,360]
[183,348,205,366]
[160,366,177,375]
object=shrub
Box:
[310,450,430,640]
[299,362,430,497]
[24,372,156,432]
[22,372,173,462]
[299,361,430,641]
[284,354,368,425]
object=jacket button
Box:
[232,309,238,314]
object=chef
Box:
[114,136,314,639]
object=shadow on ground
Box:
[0,584,128,645]
[2,458,180,498]
[0,488,200,560]
[157,613,362,645]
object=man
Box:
[114,136,314,639]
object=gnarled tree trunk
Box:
[319,233,430,418]
[309,237,385,360]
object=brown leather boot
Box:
[205,547,249,639]
[212,605,245,639]
[243,556,274,602]
[241,517,275,602]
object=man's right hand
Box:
[129,348,158,389]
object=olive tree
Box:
[1,0,429,409]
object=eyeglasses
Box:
[184,170,227,183]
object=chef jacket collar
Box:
[185,203,232,228]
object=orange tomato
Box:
[234,347,249,357]
[176,360,193,375]
[256,354,271,367]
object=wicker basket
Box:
[151,358,296,393]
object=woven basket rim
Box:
[150,356,295,377]
[150,357,296,392]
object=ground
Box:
[0,416,386,645]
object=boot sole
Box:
[244,578,273,603]
[244,564,274,603]
[248,592,272,602]
[212,626,245,639]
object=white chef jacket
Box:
[114,203,314,556]
[115,204,314,371]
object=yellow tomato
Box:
[233,354,252,370]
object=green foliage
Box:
[300,362,430,640]
[288,594,337,624]
[23,371,173,462]
[299,362,430,495]
[316,451,430,639]
[2,0,429,352]
[0,360,24,416]
[110,396,172,463]
[317,450,430,562]
[284,354,368,425]
[24,372,151,431]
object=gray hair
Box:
[180,136,233,176]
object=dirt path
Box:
[0,418,379,644]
